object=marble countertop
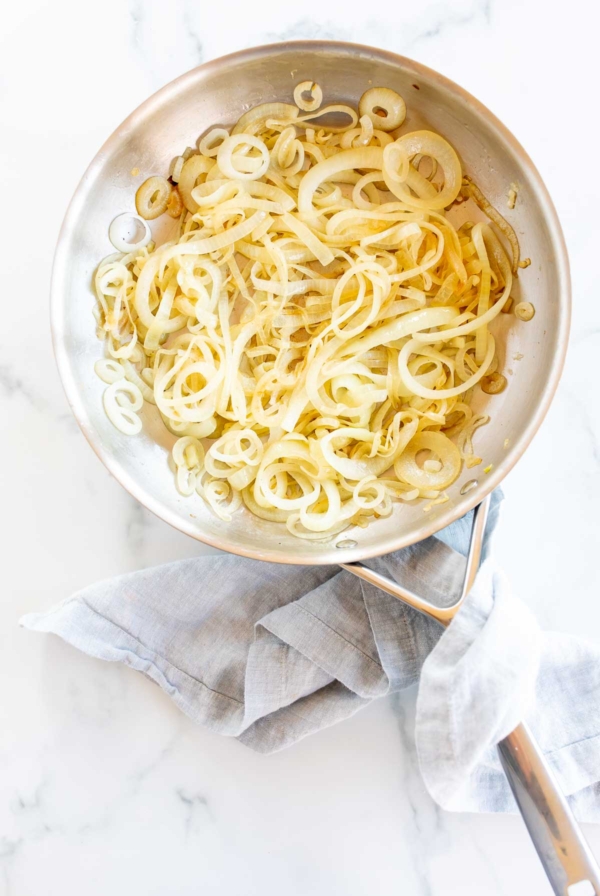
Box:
[3,0,600,892]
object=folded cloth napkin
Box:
[21,492,600,821]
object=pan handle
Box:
[341,499,600,894]
[498,723,600,895]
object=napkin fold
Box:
[21,492,600,821]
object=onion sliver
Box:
[395,432,461,490]
[135,176,171,220]
[217,134,270,181]
[199,128,229,157]
[383,131,462,209]
[359,87,406,131]
[279,212,334,265]
[294,81,323,112]
[103,380,143,435]
[298,147,384,212]
[93,84,518,540]
[399,334,496,399]
[232,103,299,135]
[108,213,151,253]
[178,155,215,213]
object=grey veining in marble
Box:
[2,0,600,893]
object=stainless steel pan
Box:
[51,42,595,894]
[51,40,568,567]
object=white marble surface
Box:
[2,0,600,892]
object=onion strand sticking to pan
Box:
[343,495,600,896]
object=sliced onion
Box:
[108,213,151,253]
[199,127,229,157]
[359,87,406,131]
[298,147,384,212]
[217,134,270,181]
[103,380,143,435]
[395,432,461,490]
[382,141,410,184]
[95,87,518,540]
[173,436,205,470]
[398,334,496,399]
[94,358,125,384]
[299,478,341,532]
[279,212,334,266]
[170,155,185,183]
[232,103,299,135]
[383,131,462,209]
[166,188,183,218]
[294,81,323,113]
[135,176,171,220]
[271,105,358,132]
[178,155,215,213]
[515,301,535,321]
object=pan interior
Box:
[51,43,569,564]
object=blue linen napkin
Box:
[21,492,600,820]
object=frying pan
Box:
[51,42,596,894]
